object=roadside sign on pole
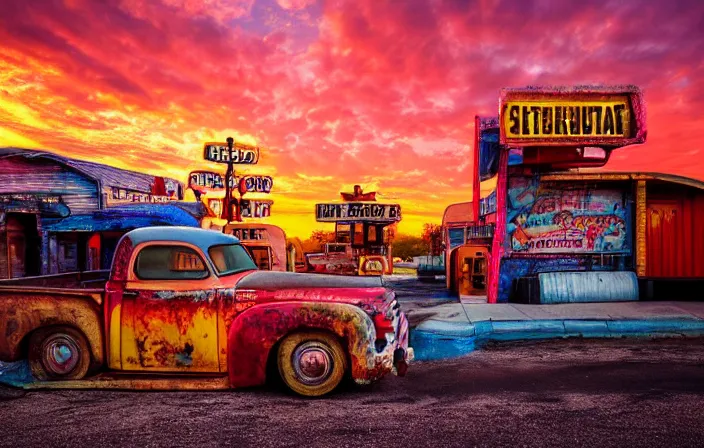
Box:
[203,142,260,164]
[188,171,273,194]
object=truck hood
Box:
[233,271,393,313]
[236,270,383,290]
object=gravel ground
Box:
[2,338,703,448]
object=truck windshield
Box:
[208,244,257,276]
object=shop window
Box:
[367,225,378,244]
[448,228,465,249]
[135,245,208,280]
[353,224,364,246]
[57,233,79,273]
[335,224,351,243]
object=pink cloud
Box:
[276,0,316,10]
[1,0,704,236]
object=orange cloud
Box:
[0,0,703,239]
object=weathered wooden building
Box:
[0,148,189,278]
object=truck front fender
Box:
[0,292,104,367]
[226,301,377,388]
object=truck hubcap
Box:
[44,335,79,375]
[292,342,333,385]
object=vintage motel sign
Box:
[315,202,401,223]
[189,171,273,194]
[499,85,647,147]
[203,142,260,164]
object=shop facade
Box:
[443,86,704,303]
[0,148,185,278]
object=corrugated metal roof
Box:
[0,147,183,193]
[540,171,704,191]
[43,203,211,232]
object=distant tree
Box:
[421,223,444,256]
[310,230,335,245]
[302,230,336,253]
[391,234,427,260]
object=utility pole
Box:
[224,136,234,222]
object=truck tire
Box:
[277,331,347,397]
[28,326,91,381]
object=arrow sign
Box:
[239,199,273,218]
[189,171,273,194]
[189,171,225,191]
[235,175,273,194]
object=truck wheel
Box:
[277,331,347,397]
[28,326,91,381]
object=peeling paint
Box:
[0,226,412,394]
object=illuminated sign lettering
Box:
[189,171,225,190]
[109,188,171,204]
[315,203,401,222]
[235,175,273,193]
[503,101,630,138]
[189,171,273,194]
[203,142,260,164]
[499,86,646,147]
[239,200,272,218]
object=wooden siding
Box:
[0,157,100,215]
[0,227,6,280]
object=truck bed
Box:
[0,270,110,290]
[0,274,106,363]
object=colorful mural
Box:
[506,177,631,254]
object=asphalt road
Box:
[2,338,703,448]
[382,275,457,326]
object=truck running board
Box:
[21,374,231,391]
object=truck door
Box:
[120,243,220,372]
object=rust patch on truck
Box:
[120,289,220,371]
[226,301,380,388]
[5,319,18,338]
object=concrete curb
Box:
[410,318,704,361]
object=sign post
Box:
[224,137,234,222]
[199,138,269,222]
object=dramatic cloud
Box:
[276,0,316,10]
[1,0,702,237]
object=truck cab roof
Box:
[124,226,240,252]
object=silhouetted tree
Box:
[391,234,426,260]
[421,223,443,256]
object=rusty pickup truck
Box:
[0,227,413,397]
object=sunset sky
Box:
[1,0,702,238]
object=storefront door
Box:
[3,213,41,278]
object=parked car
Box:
[0,227,413,397]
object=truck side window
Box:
[134,245,209,280]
